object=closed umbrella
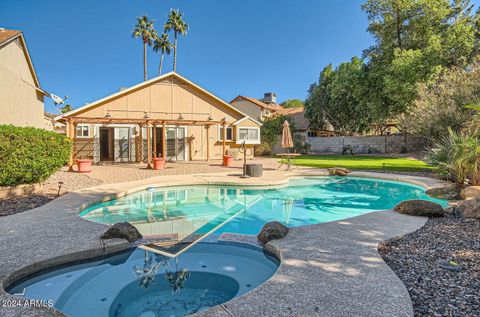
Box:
[281,120,293,150]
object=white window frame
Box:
[218,126,233,141]
[75,124,90,138]
[236,127,260,145]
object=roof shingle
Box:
[0,28,21,45]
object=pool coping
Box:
[0,169,450,317]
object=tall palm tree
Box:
[132,15,156,81]
[164,9,189,72]
[153,33,173,76]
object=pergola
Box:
[65,116,229,170]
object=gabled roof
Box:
[54,72,262,126]
[230,95,283,112]
[0,28,41,89]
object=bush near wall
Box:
[0,125,71,186]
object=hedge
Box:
[0,125,72,186]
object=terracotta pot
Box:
[223,155,234,167]
[76,159,92,173]
[153,157,166,170]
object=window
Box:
[218,126,233,141]
[237,127,260,144]
[307,131,318,137]
[76,125,90,138]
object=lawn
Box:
[289,155,432,172]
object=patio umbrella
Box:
[281,120,294,151]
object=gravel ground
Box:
[0,168,102,216]
[379,215,480,317]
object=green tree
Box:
[132,15,157,81]
[60,104,72,114]
[305,57,373,134]
[362,0,479,117]
[281,99,304,108]
[153,33,173,76]
[257,115,294,156]
[164,9,189,72]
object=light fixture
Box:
[144,112,149,119]
[208,116,213,121]
[178,114,184,120]
[105,112,111,118]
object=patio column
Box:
[206,125,210,162]
[222,123,226,157]
[67,119,75,172]
[153,123,157,158]
[162,121,166,159]
[138,124,143,163]
[146,122,152,169]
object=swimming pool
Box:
[80,176,447,240]
[7,242,279,317]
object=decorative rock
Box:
[394,200,444,217]
[257,221,289,244]
[456,196,480,219]
[328,167,351,176]
[426,185,461,200]
[438,259,461,272]
[460,186,480,200]
[101,222,142,243]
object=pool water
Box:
[80,176,447,238]
[8,242,279,317]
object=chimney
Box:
[263,92,277,104]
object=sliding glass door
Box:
[166,127,186,161]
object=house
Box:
[0,28,47,128]
[278,107,336,137]
[54,72,261,167]
[230,93,283,122]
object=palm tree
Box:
[153,33,173,76]
[132,15,156,81]
[164,9,189,72]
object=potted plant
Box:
[76,157,93,173]
[153,156,166,170]
[222,150,234,167]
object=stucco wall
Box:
[230,99,262,122]
[0,39,44,128]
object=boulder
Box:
[328,167,351,176]
[101,222,142,243]
[456,197,480,219]
[460,186,480,200]
[426,185,462,200]
[394,200,444,217]
[257,221,289,244]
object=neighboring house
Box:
[278,107,336,137]
[230,93,283,122]
[0,28,47,128]
[54,72,261,166]
[44,112,65,133]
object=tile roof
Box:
[0,28,21,45]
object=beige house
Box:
[54,72,261,166]
[230,93,283,122]
[0,28,47,128]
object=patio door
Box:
[115,127,130,162]
[166,127,186,161]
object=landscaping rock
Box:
[328,167,351,176]
[456,196,480,219]
[460,186,480,200]
[101,222,142,243]
[257,221,289,244]
[394,200,444,217]
[426,185,462,200]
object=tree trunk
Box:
[394,1,402,49]
[143,42,147,81]
[173,31,178,72]
[159,53,164,76]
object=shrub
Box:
[425,128,480,185]
[0,125,72,186]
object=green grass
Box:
[286,155,432,172]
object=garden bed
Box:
[379,215,480,316]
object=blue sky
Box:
[1,0,373,113]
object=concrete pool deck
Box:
[0,169,448,317]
